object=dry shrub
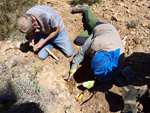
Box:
[0,0,37,40]
[72,0,102,5]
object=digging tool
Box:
[75,89,87,103]
[66,73,73,81]
[46,48,61,64]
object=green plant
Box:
[72,0,102,5]
[0,0,37,40]
[128,20,138,28]
[12,76,44,100]
[0,60,46,112]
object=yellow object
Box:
[142,22,148,27]
[75,94,83,103]
[75,89,86,103]
[78,94,83,99]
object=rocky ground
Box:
[0,0,150,113]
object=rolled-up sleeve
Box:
[71,39,94,69]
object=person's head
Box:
[90,49,120,76]
[17,14,38,33]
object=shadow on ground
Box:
[19,32,41,53]
[0,82,44,113]
[71,52,150,112]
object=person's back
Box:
[85,24,125,56]
[26,5,65,34]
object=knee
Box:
[74,36,88,46]
[65,50,74,57]
[38,53,48,60]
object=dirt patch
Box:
[0,0,150,113]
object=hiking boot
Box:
[72,5,89,13]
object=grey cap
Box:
[17,14,33,33]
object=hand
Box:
[34,40,45,49]
[29,38,34,47]
[69,67,76,75]
[83,80,95,89]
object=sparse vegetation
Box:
[72,0,102,5]
[0,60,46,112]
[128,20,139,28]
[0,0,37,40]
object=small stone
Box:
[133,37,142,44]
[126,10,130,13]
[130,31,135,35]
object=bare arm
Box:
[34,26,60,49]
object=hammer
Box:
[46,48,61,64]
